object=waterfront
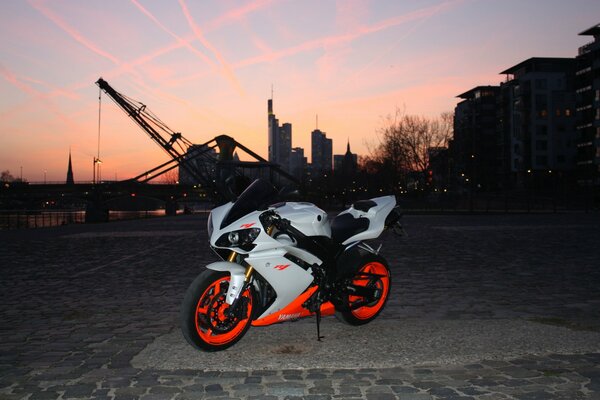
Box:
[0,210,171,229]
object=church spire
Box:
[66,148,74,185]
[346,138,351,154]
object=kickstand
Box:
[315,307,324,341]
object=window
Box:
[535,79,547,90]
[565,109,571,117]
[536,140,548,151]
[536,125,548,136]
[535,94,548,118]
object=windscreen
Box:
[220,179,277,229]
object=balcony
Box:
[578,39,600,55]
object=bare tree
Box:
[161,169,179,184]
[1,170,14,182]
[368,109,453,185]
[1,170,26,183]
[359,109,453,194]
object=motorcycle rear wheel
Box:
[181,269,255,351]
[335,255,391,325]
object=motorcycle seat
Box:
[331,213,369,243]
[352,200,377,212]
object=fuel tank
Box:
[274,202,331,238]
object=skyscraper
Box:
[279,122,292,171]
[268,98,278,163]
[311,129,332,175]
[267,97,292,171]
[290,147,307,179]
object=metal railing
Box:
[0,210,86,229]
[0,209,174,230]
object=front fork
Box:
[223,224,273,307]
[223,250,252,305]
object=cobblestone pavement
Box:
[1,212,600,399]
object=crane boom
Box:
[95,78,214,188]
[94,78,298,202]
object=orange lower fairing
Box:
[251,286,335,326]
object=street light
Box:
[93,157,102,183]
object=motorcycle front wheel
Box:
[180,269,255,352]
[335,255,391,325]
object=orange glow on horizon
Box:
[1,1,597,182]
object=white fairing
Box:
[245,249,314,318]
[275,202,331,237]
[208,204,316,315]
[337,195,396,245]
[206,192,395,319]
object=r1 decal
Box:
[273,264,290,271]
[240,222,256,228]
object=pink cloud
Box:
[0,63,84,133]
[235,0,464,69]
[129,0,216,68]
[27,0,120,65]
[334,0,369,32]
[178,0,244,95]
[204,0,275,31]
[0,63,37,96]
[37,0,276,96]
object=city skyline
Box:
[1,1,600,182]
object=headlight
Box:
[207,212,214,237]
[228,231,239,244]
[216,228,261,251]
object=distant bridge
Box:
[0,79,300,224]
[0,180,207,222]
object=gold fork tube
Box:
[244,266,254,281]
[227,251,237,263]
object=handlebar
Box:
[261,210,307,242]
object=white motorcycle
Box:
[181,179,403,351]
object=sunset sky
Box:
[1,0,599,182]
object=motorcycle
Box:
[180,179,403,351]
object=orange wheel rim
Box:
[194,277,253,345]
[349,262,389,320]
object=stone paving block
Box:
[2,214,600,400]
[61,383,97,398]
[29,391,61,400]
[395,394,433,400]
[365,394,397,400]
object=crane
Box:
[95,78,297,201]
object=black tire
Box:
[335,254,392,326]
[180,269,255,352]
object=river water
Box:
[0,210,172,229]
